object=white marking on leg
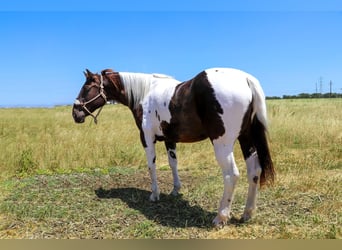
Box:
[167,148,181,195]
[144,141,160,202]
[212,142,239,226]
[242,151,262,221]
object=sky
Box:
[1,1,342,107]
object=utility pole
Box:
[329,80,332,98]
[319,76,323,95]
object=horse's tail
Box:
[247,78,275,187]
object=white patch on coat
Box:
[205,68,253,141]
[141,77,181,136]
[118,71,180,137]
[118,73,180,202]
[205,68,266,225]
[119,72,179,112]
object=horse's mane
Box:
[118,72,174,109]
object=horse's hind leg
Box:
[165,141,181,196]
[238,135,262,222]
[212,140,239,226]
[243,151,262,221]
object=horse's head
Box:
[72,69,109,124]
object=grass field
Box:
[0,99,341,239]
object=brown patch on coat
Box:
[101,69,129,106]
[192,71,225,141]
[160,71,225,143]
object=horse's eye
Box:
[84,85,93,91]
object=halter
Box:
[74,74,107,124]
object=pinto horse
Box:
[72,68,275,226]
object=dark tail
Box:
[247,77,275,187]
[251,116,275,187]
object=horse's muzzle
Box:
[72,106,86,123]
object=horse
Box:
[72,67,275,226]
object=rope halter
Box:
[74,74,107,124]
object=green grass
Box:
[0,99,341,238]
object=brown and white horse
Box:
[72,68,275,226]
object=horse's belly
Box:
[160,119,208,143]
[177,129,208,143]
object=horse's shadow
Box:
[95,187,216,228]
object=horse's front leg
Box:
[144,135,160,202]
[165,141,181,196]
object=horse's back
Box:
[204,68,255,101]
[142,68,258,143]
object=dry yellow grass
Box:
[0,98,341,238]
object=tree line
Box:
[267,92,342,99]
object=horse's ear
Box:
[84,69,93,78]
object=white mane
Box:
[118,72,174,109]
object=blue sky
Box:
[1,1,342,107]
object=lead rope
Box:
[84,104,103,124]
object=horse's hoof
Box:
[241,209,254,222]
[170,184,181,196]
[240,213,254,223]
[149,193,160,202]
[212,215,228,227]
[170,189,180,196]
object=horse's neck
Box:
[118,72,152,110]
